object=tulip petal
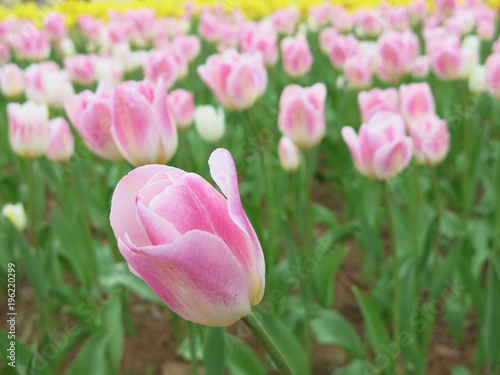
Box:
[153,79,178,163]
[372,138,413,180]
[136,201,181,246]
[120,230,251,326]
[110,164,182,247]
[208,149,265,293]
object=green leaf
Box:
[204,327,226,375]
[313,244,348,308]
[444,298,466,342]
[311,310,364,359]
[226,335,265,375]
[484,262,500,373]
[450,365,471,375]
[103,297,124,374]
[65,333,109,375]
[332,359,374,375]
[353,288,392,367]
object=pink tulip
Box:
[436,0,457,20]
[388,6,408,31]
[332,8,355,32]
[126,8,156,47]
[0,42,10,65]
[327,34,359,70]
[399,83,436,124]
[408,0,428,24]
[198,12,221,43]
[168,89,195,130]
[95,57,123,86]
[429,38,464,81]
[10,25,50,62]
[376,31,419,84]
[198,50,267,110]
[343,56,373,90]
[358,88,399,123]
[46,117,74,162]
[319,27,337,54]
[109,148,265,326]
[408,115,450,167]
[0,64,25,99]
[485,53,500,100]
[240,23,278,67]
[356,10,384,38]
[341,111,413,180]
[143,48,179,89]
[43,13,67,40]
[7,101,50,159]
[281,36,313,79]
[270,7,300,35]
[172,35,201,63]
[308,3,334,28]
[278,83,326,149]
[107,22,131,44]
[111,79,178,166]
[477,21,495,42]
[78,16,102,40]
[64,54,97,86]
[278,136,300,172]
[25,62,74,109]
[411,56,430,79]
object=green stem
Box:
[27,159,38,252]
[430,167,442,274]
[242,312,294,375]
[383,181,401,343]
[187,322,199,375]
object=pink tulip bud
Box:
[399,83,436,124]
[111,79,178,166]
[343,55,373,90]
[270,7,300,35]
[172,35,201,63]
[278,136,300,172]
[144,48,179,89]
[478,21,495,42]
[0,42,10,65]
[78,16,102,40]
[1,64,25,99]
[278,83,326,149]
[281,36,313,78]
[46,117,74,162]
[342,111,413,180]
[333,8,355,32]
[327,34,360,69]
[485,53,500,100]
[7,101,50,159]
[429,37,464,81]
[65,82,123,161]
[168,89,195,130]
[408,0,428,24]
[109,148,265,326]
[95,57,123,86]
[355,9,384,38]
[25,62,74,109]
[198,50,267,110]
[198,12,221,43]
[411,56,430,79]
[319,27,338,54]
[408,115,450,167]
[309,3,334,29]
[240,23,278,67]
[358,88,399,123]
[10,25,50,62]
[436,0,457,20]
[64,54,97,86]
[43,13,67,40]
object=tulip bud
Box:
[57,37,76,57]
[280,35,313,78]
[358,88,399,123]
[25,62,74,109]
[399,83,436,124]
[198,50,267,110]
[10,25,51,62]
[278,136,300,172]
[411,56,430,79]
[344,56,373,90]
[342,111,413,180]
[112,79,178,167]
[0,64,25,99]
[0,42,10,66]
[2,203,27,231]
[144,48,179,89]
[194,105,225,143]
[44,12,67,40]
[109,148,265,326]
[46,117,74,162]
[7,101,50,159]
[64,54,97,86]
[327,34,360,70]
[408,115,450,167]
[469,65,486,95]
[168,89,195,130]
[278,83,326,149]
[95,57,123,86]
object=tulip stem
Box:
[383,182,401,344]
[27,159,38,252]
[242,312,294,375]
[430,167,442,276]
[187,322,199,375]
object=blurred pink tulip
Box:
[64,54,97,86]
[408,115,450,167]
[7,101,50,159]
[43,13,66,40]
[270,7,300,35]
[78,16,102,40]
[436,0,457,20]
[240,23,278,67]
[278,136,300,172]
[358,88,399,123]
[376,31,419,83]
[10,25,50,62]
[485,53,500,99]
[198,12,221,43]
[0,42,10,65]
[309,3,334,28]
[168,89,195,130]
[356,9,384,38]
[477,21,495,42]
[95,57,123,86]
[343,55,373,90]
[111,79,178,166]
[429,38,464,81]
[281,36,313,79]
[144,49,179,89]
[278,83,326,149]
[65,82,123,161]
[46,117,74,162]
[408,0,428,24]
[173,35,201,63]
[109,148,265,326]
[25,62,74,108]
[399,83,436,124]
[411,56,430,79]
[319,27,337,54]
[0,64,25,99]
[342,111,413,180]
[327,34,359,70]
[198,50,267,110]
